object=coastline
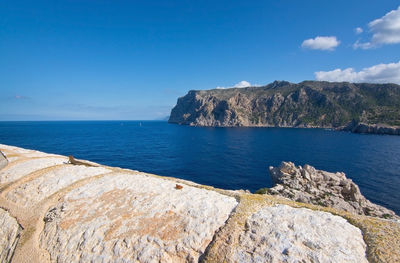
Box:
[0,144,399,262]
[168,81,400,136]
[169,121,400,135]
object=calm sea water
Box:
[0,121,399,214]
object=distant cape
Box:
[169,81,400,135]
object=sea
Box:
[0,121,399,215]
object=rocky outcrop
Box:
[169,81,400,135]
[232,205,368,263]
[0,151,8,170]
[0,208,21,263]
[0,144,237,263]
[268,162,398,219]
[1,144,400,262]
[40,172,237,262]
[340,121,400,135]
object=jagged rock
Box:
[0,208,21,263]
[0,151,8,170]
[169,81,400,135]
[268,161,398,219]
[232,205,368,263]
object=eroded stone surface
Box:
[6,165,111,207]
[0,144,54,159]
[0,151,8,170]
[1,144,398,263]
[0,208,21,263]
[232,204,368,263]
[0,157,67,184]
[40,172,238,263]
[268,161,398,219]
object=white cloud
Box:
[355,27,363,34]
[301,36,340,51]
[353,40,372,49]
[315,61,400,84]
[216,80,253,89]
[354,6,400,49]
[233,80,251,88]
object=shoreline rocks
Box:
[267,161,398,219]
[340,121,400,135]
[1,144,400,262]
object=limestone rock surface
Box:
[0,151,7,170]
[232,205,368,263]
[40,172,238,263]
[0,157,67,184]
[0,144,57,161]
[268,161,398,219]
[0,208,21,263]
[1,144,400,263]
[6,165,111,207]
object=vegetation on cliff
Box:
[169,81,400,130]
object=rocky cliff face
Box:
[267,162,398,219]
[169,81,400,133]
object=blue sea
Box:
[0,121,399,215]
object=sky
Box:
[1,0,400,120]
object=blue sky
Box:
[1,1,400,120]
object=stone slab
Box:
[232,204,368,263]
[6,165,111,207]
[40,172,238,262]
[0,208,21,263]
[0,157,67,184]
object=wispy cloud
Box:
[353,6,400,49]
[355,27,363,34]
[315,61,400,84]
[14,95,30,100]
[216,80,254,89]
[301,36,340,51]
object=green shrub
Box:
[254,187,268,195]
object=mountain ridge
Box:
[169,81,400,134]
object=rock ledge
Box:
[0,144,399,262]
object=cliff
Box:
[0,144,400,262]
[169,81,400,134]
